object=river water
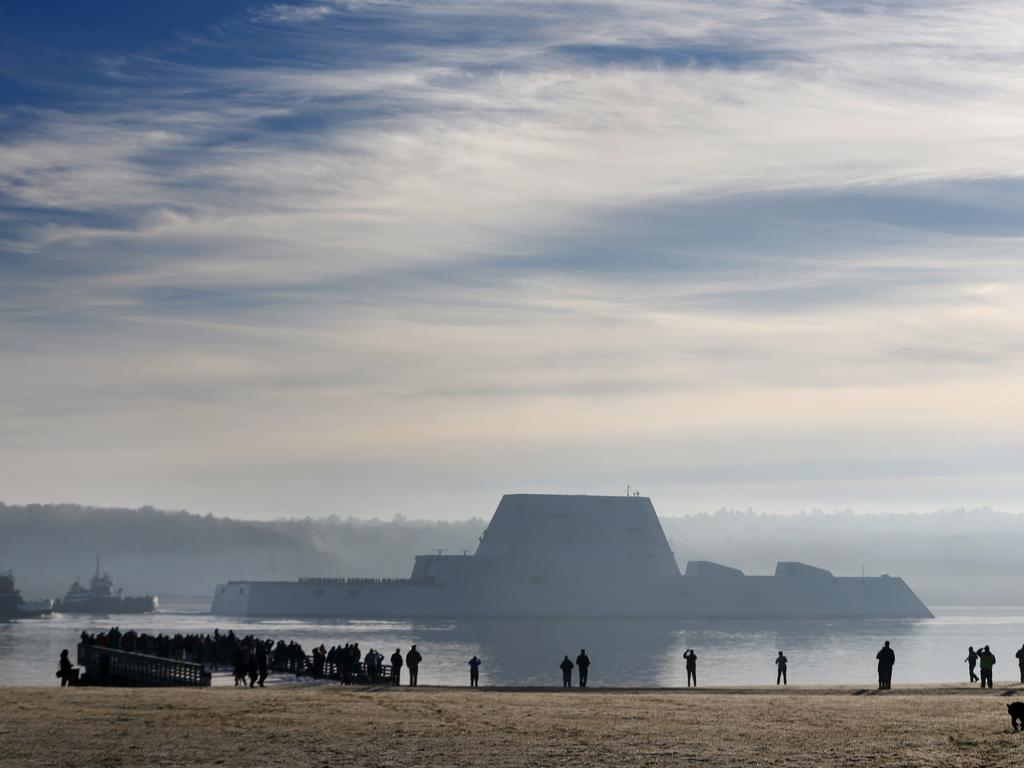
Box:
[2,600,1022,687]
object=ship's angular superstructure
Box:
[211,494,933,619]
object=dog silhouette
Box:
[1008,702,1024,731]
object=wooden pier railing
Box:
[77,643,212,687]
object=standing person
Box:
[468,656,481,688]
[390,648,403,687]
[57,650,75,687]
[256,642,269,688]
[965,647,979,683]
[979,645,996,689]
[1015,644,1024,684]
[246,650,259,688]
[775,651,788,686]
[233,643,246,687]
[576,649,591,688]
[560,655,574,688]
[406,645,422,687]
[683,649,697,687]
[876,641,895,690]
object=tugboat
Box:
[0,569,53,619]
[56,556,158,614]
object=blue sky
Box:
[2,0,1023,519]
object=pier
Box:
[77,643,212,687]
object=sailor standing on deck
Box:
[390,649,403,686]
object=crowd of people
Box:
[74,628,430,687]
[66,630,1024,691]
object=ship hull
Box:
[211,575,933,620]
[0,593,22,619]
[56,596,158,614]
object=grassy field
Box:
[2,684,1023,767]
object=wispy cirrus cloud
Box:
[1,0,1024,518]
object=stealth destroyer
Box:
[211,494,933,619]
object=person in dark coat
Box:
[576,649,591,688]
[247,650,259,688]
[390,649,403,686]
[683,649,697,687]
[1015,644,1024,684]
[233,644,246,686]
[775,651,788,685]
[979,645,996,689]
[57,649,75,687]
[965,646,979,683]
[406,645,422,687]
[256,642,269,688]
[468,656,481,687]
[560,655,574,688]
[876,641,895,689]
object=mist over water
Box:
[3,600,1023,688]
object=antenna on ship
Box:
[434,549,446,556]
[626,484,631,497]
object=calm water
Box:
[2,600,1022,687]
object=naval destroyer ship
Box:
[211,494,933,619]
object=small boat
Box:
[0,569,53,619]
[55,556,158,615]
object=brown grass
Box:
[2,684,1024,767]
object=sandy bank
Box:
[2,684,1024,767]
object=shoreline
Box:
[6,680,1024,695]
[3,685,1024,766]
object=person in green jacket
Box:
[978,645,996,689]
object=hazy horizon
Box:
[0,495,1019,523]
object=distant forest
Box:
[0,502,1017,604]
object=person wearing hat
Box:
[406,645,423,686]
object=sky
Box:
[1,0,1023,520]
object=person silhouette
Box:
[560,655,574,688]
[406,645,422,687]
[876,641,895,689]
[979,645,996,689]
[775,651,788,685]
[390,648,403,686]
[57,649,75,687]
[965,646,979,683]
[576,649,591,688]
[1015,644,1024,684]
[468,656,481,687]
[683,649,697,687]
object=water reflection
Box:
[2,602,1023,687]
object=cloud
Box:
[2,0,1024,518]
